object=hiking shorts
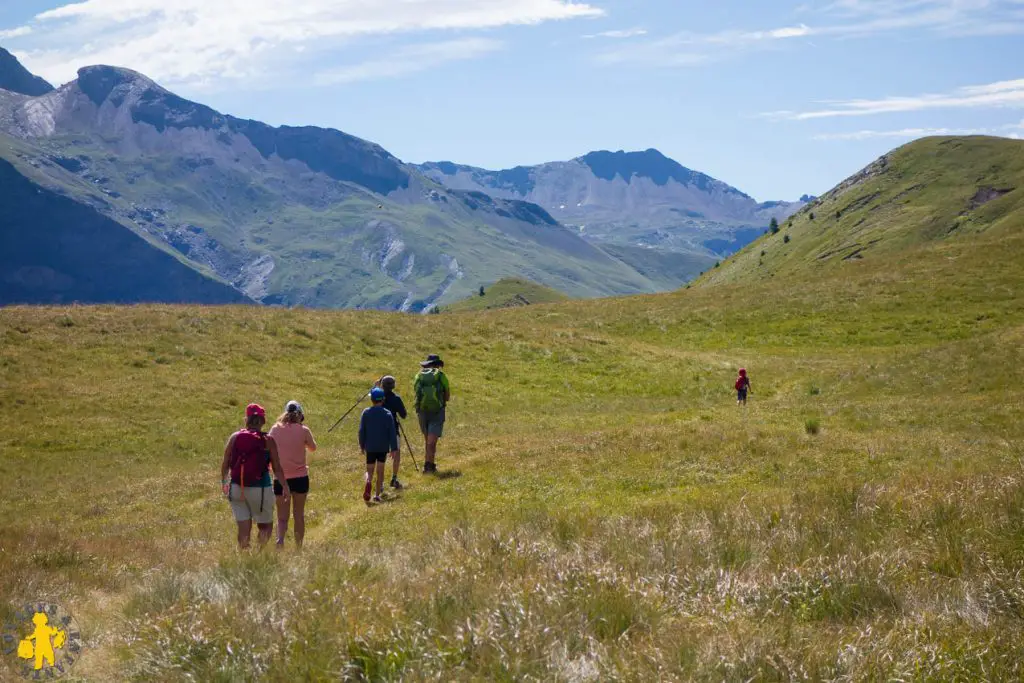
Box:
[274,476,310,496]
[737,388,748,401]
[418,409,445,438]
[229,484,274,524]
[366,451,388,465]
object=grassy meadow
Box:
[444,278,569,312]
[2,201,1024,680]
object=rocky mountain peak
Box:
[75,65,228,132]
[0,47,54,97]
[577,148,750,198]
[77,65,157,105]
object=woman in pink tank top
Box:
[268,401,317,548]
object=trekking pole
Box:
[327,376,386,434]
[398,422,420,472]
[327,389,370,433]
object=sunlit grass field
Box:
[444,277,568,312]
[2,216,1023,680]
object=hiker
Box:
[268,401,317,548]
[414,354,450,474]
[221,404,290,549]
[358,387,398,504]
[735,368,752,406]
[380,376,408,489]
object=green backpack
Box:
[416,368,446,413]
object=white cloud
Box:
[813,120,1024,140]
[583,27,648,39]
[595,1,1024,67]
[11,0,603,86]
[771,78,1024,120]
[814,127,993,140]
[0,26,32,40]
[314,38,502,85]
[767,25,814,38]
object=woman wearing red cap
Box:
[220,403,290,549]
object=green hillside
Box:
[444,277,569,312]
[600,243,716,289]
[0,133,656,309]
[702,136,1024,287]
[2,137,1024,679]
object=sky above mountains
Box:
[2,0,1022,200]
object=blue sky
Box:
[2,0,1022,200]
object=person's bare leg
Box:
[365,463,374,502]
[256,522,273,548]
[391,450,401,480]
[275,493,289,546]
[292,494,307,548]
[375,461,386,496]
[425,434,439,466]
[237,520,252,549]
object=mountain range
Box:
[0,49,802,309]
[417,151,806,258]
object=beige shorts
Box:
[229,484,274,524]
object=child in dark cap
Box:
[359,387,398,504]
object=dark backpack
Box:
[230,429,270,486]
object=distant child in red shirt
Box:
[735,369,752,405]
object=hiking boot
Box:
[424,462,437,474]
[390,477,403,489]
[373,494,383,503]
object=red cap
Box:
[246,403,266,419]
[739,368,747,376]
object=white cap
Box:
[285,400,303,414]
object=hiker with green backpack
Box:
[414,354,451,474]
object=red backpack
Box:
[735,377,747,391]
[230,429,270,486]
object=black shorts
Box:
[737,388,748,401]
[274,476,310,496]
[366,451,388,464]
